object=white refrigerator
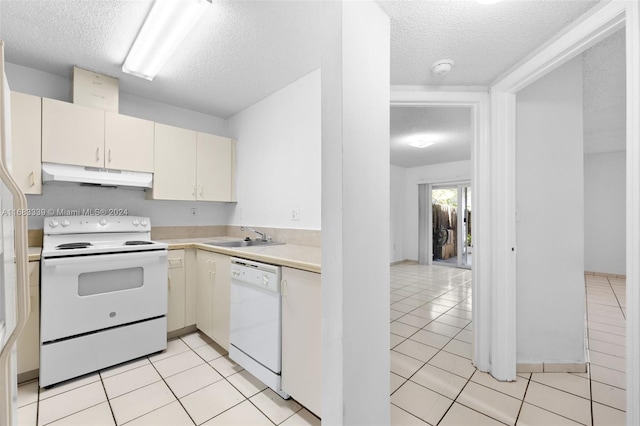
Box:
[0,39,31,426]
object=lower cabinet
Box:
[17,261,40,378]
[281,267,321,416]
[167,249,186,332]
[196,250,230,350]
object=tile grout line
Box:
[97,370,119,426]
[606,277,626,321]
[132,350,198,426]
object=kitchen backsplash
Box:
[28,226,320,247]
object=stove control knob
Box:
[99,218,108,226]
[132,219,140,226]
[141,219,148,227]
[49,219,59,228]
[61,219,70,227]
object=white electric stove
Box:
[39,216,168,387]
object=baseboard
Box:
[167,324,198,340]
[390,259,412,266]
[517,362,587,373]
[585,271,626,279]
[18,369,39,384]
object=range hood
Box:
[42,163,152,188]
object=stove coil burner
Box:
[56,242,92,250]
[124,241,154,246]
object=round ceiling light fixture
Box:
[431,59,454,76]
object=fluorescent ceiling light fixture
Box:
[122,0,211,80]
[406,133,445,148]
[408,140,435,149]
[477,0,503,4]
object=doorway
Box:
[432,183,471,269]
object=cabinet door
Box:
[167,250,186,333]
[281,267,321,416]
[17,261,40,377]
[196,133,234,201]
[105,112,154,172]
[42,98,104,167]
[151,123,197,200]
[10,92,42,194]
[210,253,231,350]
[196,250,215,339]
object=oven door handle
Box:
[43,250,168,267]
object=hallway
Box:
[390,262,626,425]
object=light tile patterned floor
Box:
[389,263,627,426]
[16,333,319,425]
[16,263,627,425]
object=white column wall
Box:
[515,56,586,364]
[321,1,390,423]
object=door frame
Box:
[391,90,491,371]
[489,1,639,422]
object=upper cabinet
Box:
[10,92,42,194]
[105,112,154,173]
[151,123,197,201]
[42,98,154,173]
[196,133,236,202]
[150,123,236,202]
[42,98,104,168]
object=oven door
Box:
[40,250,168,342]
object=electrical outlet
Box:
[291,208,300,221]
[190,208,197,217]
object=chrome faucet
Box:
[241,226,268,241]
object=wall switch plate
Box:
[190,208,197,216]
[291,208,300,221]
[239,208,244,219]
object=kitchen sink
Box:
[204,239,285,248]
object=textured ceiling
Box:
[0,0,322,118]
[378,0,599,86]
[390,106,471,168]
[0,1,600,119]
[583,29,625,154]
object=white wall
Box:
[390,164,406,262]
[515,56,585,364]
[398,160,471,261]
[227,69,321,230]
[321,1,390,422]
[584,151,626,275]
[5,62,233,228]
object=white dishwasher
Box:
[229,257,289,399]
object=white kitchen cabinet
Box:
[167,249,186,333]
[196,133,236,202]
[105,112,154,172]
[210,253,230,350]
[42,98,104,168]
[195,250,231,349]
[42,98,155,173]
[150,125,236,202]
[10,92,42,194]
[16,261,40,379]
[281,267,321,416]
[150,123,197,201]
